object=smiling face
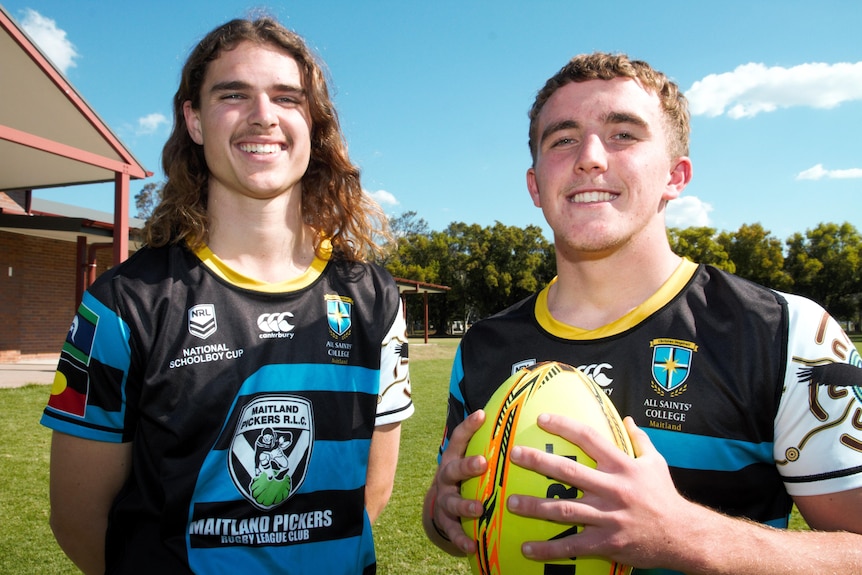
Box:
[183,41,312,203]
[527,77,691,259]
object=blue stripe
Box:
[245,363,379,395]
[303,439,369,493]
[449,346,465,406]
[644,428,773,471]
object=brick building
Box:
[0,192,143,361]
[1,7,150,361]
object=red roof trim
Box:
[0,7,149,175]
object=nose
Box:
[249,95,278,128]
[574,134,608,173]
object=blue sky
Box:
[4,0,861,242]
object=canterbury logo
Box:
[578,362,614,387]
[257,312,295,333]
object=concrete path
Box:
[0,359,57,388]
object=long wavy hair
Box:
[527,52,690,166]
[145,17,387,262]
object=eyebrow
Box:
[605,111,649,129]
[209,80,305,95]
[539,111,650,146]
[540,119,580,146]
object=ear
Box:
[183,101,204,145]
[526,167,542,208]
[663,156,693,201]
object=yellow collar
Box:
[535,259,698,339]
[194,239,332,293]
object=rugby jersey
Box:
[42,241,412,574]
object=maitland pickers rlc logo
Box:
[228,395,314,510]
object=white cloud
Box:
[19,9,80,74]
[137,113,168,135]
[830,168,862,179]
[367,189,399,206]
[796,163,862,180]
[685,62,862,118]
[666,195,713,228]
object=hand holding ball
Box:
[461,361,634,575]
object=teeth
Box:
[569,191,615,203]
[239,143,281,154]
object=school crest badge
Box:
[650,338,697,396]
[325,295,353,337]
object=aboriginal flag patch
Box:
[47,358,89,417]
[47,305,98,418]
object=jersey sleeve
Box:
[375,298,413,426]
[773,292,862,496]
[436,343,468,464]
[40,287,135,443]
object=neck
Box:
[205,187,317,283]
[549,242,681,331]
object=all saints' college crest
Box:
[228,395,314,510]
[650,338,698,397]
[325,294,353,337]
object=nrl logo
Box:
[650,338,698,397]
[228,395,314,510]
[188,304,217,339]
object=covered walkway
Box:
[395,278,450,344]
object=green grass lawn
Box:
[375,338,470,574]
[0,384,76,573]
[4,336,859,573]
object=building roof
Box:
[0,195,145,246]
[0,5,151,263]
[394,277,450,295]
[0,5,150,194]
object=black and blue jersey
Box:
[42,241,412,574]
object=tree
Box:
[388,210,429,238]
[382,212,453,334]
[454,221,554,319]
[784,222,862,321]
[382,214,554,335]
[423,221,555,328]
[717,223,792,291]
[668,227,735,272]
[134,181,164,220]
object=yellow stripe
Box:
[535,259,698,339]
[194,240,331,293]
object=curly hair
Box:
[144,17,387,262]
[527,52,690,166]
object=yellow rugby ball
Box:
[461,361,633,575]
